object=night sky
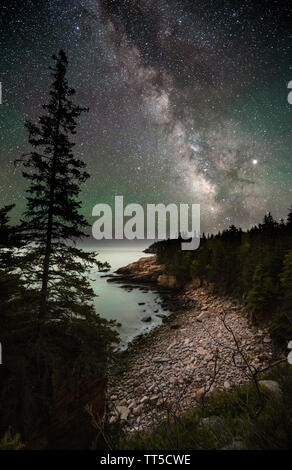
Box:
[0,0,291,235]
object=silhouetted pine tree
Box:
[3,52,118,447]
[17,50,98,319]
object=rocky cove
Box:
[107,256,275,433]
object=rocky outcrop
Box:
[115,256,164,282]
[258,380,282,397]
[113,256,181,289]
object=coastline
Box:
[107,256,275,432]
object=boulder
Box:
[153,357,168,363]
[141,315,152,323]
[116,406,130,421]
[196,310,211,322]
[196,346,206,356]
[224,381,231,390]
[258,380,282,397]
[109,415,118,424]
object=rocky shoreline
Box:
[107,256,275,433]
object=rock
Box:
[116,406,130,421]
[141,316,152,322]
[109,415,118,424]
[259,380,282,397]
[196,346,206,356]
[224,381,231,390]
[205,353,213,362]
[132,405,143,416]
[156,313,166,319]
[149,394,159,403]
[263,336,271,343]
[170,324,180,329]
[196,310,211,322]
[153,357,168,363]
[140,396,148,404]
[195,387,205,400]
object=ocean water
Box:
[82,242,170,348]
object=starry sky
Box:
[0,0,291,235]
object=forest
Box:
[150,211,292,347]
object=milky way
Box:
[0,0,291,233]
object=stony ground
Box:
[108,282,274,433]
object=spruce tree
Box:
[17,51,100,320]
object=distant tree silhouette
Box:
[0,204,15,246]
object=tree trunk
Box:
[39,96,61,318]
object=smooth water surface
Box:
[83,243,170,347]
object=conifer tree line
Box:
[152,211,292,345]
[0,51,118,449]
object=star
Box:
[0,0,290,234]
